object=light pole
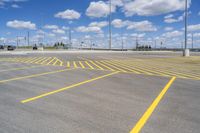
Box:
[109,0,112,50]
[183,0,190,56]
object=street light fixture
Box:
[109,0,112,50]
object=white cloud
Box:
[198,12,200,16]
[86,1,118,18]
[164,27,174,31]
[55,9,81,20]
[52,28,65,34]
[162,30,183,38]
[89,21,108,28]
[111,19,130,28]
[187,24,200,31]
[131,33,146,38]
[193,33,200,37]
[11,4,20,8]
[6,20,36,30]
[76,26,102,33]
[43,24,59,30]
[127,20,157,32]
[123,0,191,16]
[164,14,184,23]
[86,1,109,18]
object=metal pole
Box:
[27,31,30,46]
[184,0,190,56]
[192,33,194,49]
[109,0,112,50]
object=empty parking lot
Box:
[0,51,200,133]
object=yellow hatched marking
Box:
[79,61,85,68]
[35,57,47,64]
[89,60,104,70]
[47,57,56,65]
[73,61,78,68]
[67,61,70,68]
[85,61,94,69]
[41,57,52,64]
[103,60,127,72]
[95,61,115,71]
[110,60,141,74]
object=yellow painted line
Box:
[79,61,85,68]
[0,65,42,72]
[56,58,63,66]
[129,77,176,133]
[103,60,127,72]
[21,71,119,103]
[89,60,104,70]
[53,59,58,66]
[23,57,38,63]
[73,61,78,68]
[0,68,74,84]
[41,57,52,65]
[35,57,47,64]
[67,61,70,68]
[85,61,94,69]
[110,60,141,74]
[96,61,115,71]
[29,57,43,63]
[47,57,56,65]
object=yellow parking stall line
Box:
[0,68,75,84]
[21,71,119,103]
[14,57,25,62]
[85,61,94,69]
[95,61,115,71]
[109,60,141,74]
[47,57,56,65]
[66,61,70,68]
[73,61,78,68]
[18,58,32,63]
[89,60,104,70]
[79,61,85,68]
[41,57,52,65]
[129,77,176,133]
[103,60,127,72]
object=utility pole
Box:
[183,0,190,56]
[192,33,194,49]
[109,0,112,50]
[27,31,30,46]
[121,32,124,51]
[69,28,72,48]
[16,36,19,48]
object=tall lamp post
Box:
[183,0,190,56]
[109,0,112,50]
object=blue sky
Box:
[0,0,200,48]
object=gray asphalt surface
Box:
[0,51,200,133]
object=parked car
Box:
[33,46,38,50]
[0,45,4,50]
[7,45,16,51]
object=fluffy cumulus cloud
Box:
[131,33,146,38]
[89,21,108,28]
[86,0,122,18]
[164,14,184,23]
[6,20,36,30]
[123,0,191,16]
[55,9,81,20]
[52,28,65,34]
[76,21,108,33]
[162,30,183,38]
[111,19,157,32]
[43,24,59,30]
[127,20,157,32]
[76,26,102,33]
[187,24,200,31]
[0,0,27,8]
[164,27,174,31]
